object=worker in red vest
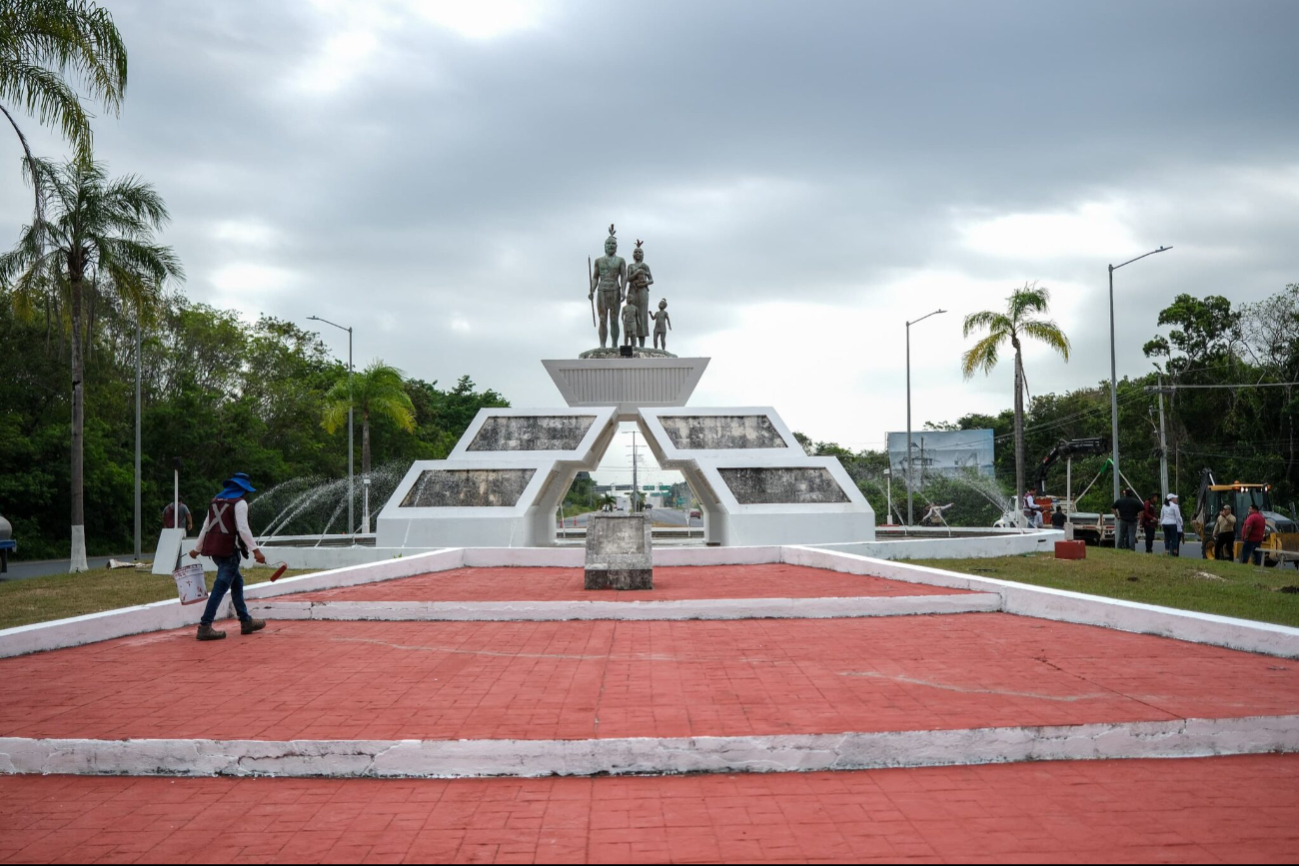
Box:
[1240,504,1267,566]
[189,472,267,641]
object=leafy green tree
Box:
[0,0,127,222]
[961,283,1071,509]
[0,156,180,570]
[322,360,416,478]
[1142,293,1241,373]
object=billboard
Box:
[887,429,995,479]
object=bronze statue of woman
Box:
[626,239,654,347]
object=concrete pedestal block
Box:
[1055,540,1087,560]
[584,513,653,590]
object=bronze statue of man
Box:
[626,239,653,348]
[589,224,626,348]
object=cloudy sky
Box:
[4,0,1297,482]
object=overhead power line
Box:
[1146,381,1299,392]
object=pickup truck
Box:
[1068,513,1106,546]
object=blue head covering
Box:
[217,472,256,499]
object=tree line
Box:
[0,294,508,559]
[798,284,1299,525]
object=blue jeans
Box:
[1239,541,1262,566]
[200,553,251,626]
[1117,520,1138,550]
[1162,525,1180,556]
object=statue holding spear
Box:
[588,223,626,348]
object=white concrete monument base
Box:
[375,359,875,548]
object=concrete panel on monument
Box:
[659,415,788,451]
[542,357,709,420]
[584,513,653,590]
[465,416,594,452]
[376,457,560,549]
[450,407,617,459]
[400,469,536,508]
[377,407,618,549]
[638,407,804,460]
[717,467,852,504]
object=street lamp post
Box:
[883,468,892,525]
[1108,246,1171,503]
[906,309,946,525]
[308,316,354,539]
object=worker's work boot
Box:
[240,618,266,635]
[196,624,225,641]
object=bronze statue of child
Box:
[650,299,671,350]
[621,300,640,348]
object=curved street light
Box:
[1108,246,1172,503]
[906,308,946,525]
[308,315,354,539]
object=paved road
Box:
[0,554,150,581]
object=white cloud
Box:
[958,202,1141,261]
[210,218,284,249]
[403,0,544,40]
[291,28,381,96]
[210,263,301,296]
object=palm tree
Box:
[322,360,416,480]
[961,283,1070,516]
[0,156,182,571]
[1,0,128,224]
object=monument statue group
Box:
[376,218,874,554]
[588,224,671,352]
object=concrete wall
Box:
[783,545,1299,658]
[815,530,1062,560]
[0,549,465,659]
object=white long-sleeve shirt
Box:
[1159,502,1184,532]
[193,498,260,554]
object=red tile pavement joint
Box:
[1,615,1297,743]
[288,564,972,603]
[1,755,1297,864]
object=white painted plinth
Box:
[543,357,709,420]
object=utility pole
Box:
[631,431,639,512]
[1145,377,1173,500]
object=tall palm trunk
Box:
[68,274,88,571]
[1013,338,1025,520]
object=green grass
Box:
[914,548,1299,628]
[0,564,317,630]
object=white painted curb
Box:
[783,546,1299,659]
[246,593,1003,622]
[3,714,1295,779]
[0,549,466,660]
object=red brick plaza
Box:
[2,562,1298,863]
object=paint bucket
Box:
[172,562,209,605]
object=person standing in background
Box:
[1140,493,1160,553]
[1212,505,1237,562]
[1240,504,1267,566]
[1112,488,1144,551]
[1160,493,1184,557]
[1051,505,1067,530]
[162,500,192,533]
